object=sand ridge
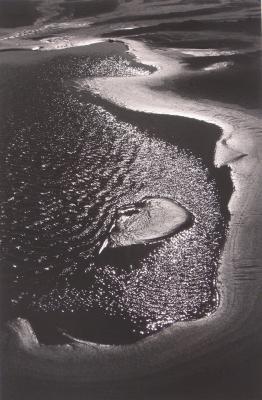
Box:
[2,36,262,385]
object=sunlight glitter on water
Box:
[0,48,225,341]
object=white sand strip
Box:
[2,38,262,384]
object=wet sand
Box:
[0,41,226,345]
[105,197,192,248]
[0,1,261,398]
[1,37,262,400]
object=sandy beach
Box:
[0,1,261,399]
[1,36,261,396]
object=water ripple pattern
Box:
[0,49,225,341]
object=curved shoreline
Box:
[2,38,262,385]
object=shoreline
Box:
[2,38,262,386]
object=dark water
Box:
[164,50,262,109]
[61,0,119,19]
[105,18,260,37]
[101,20,261,110]
[0,42,231,344]
[1,3,261,400]
[0,0,40,28]
[1,0,258,345]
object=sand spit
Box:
[2,39,262,386]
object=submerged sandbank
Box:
[1,37,262,394]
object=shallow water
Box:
[1,0,258,345]
[0,1,40,28]
[1,3,262,400]
[0,42,229,343]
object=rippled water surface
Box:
[0,43,229,343]
[3,0,259,345]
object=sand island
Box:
[100,197,192,252]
